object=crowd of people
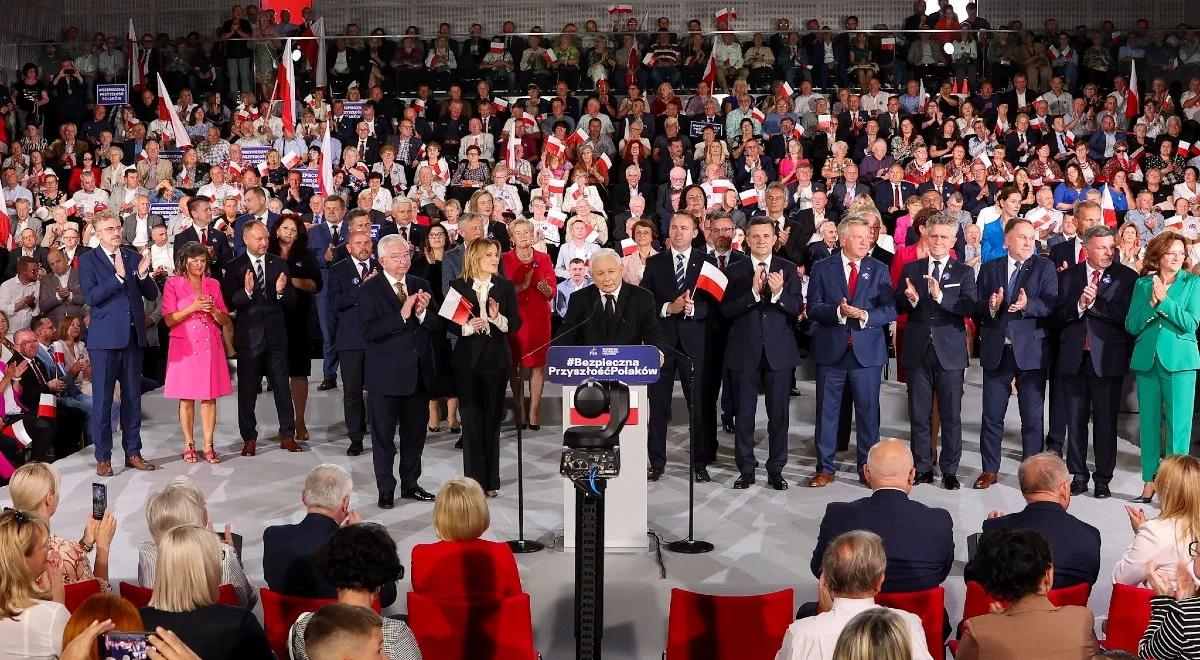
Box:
[0,1,1198,657]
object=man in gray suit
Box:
[38,249,86,325]
[108,167,150,217]
[439,213,487,296]
[121,195,165,248]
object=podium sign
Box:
[548,345,659,552]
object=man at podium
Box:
[555,249,662,348]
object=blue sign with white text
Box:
[546,345,661,385]
[96,84,128,106]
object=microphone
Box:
[520,293,602,362]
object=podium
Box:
[546,345,661,553]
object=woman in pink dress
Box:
[162,241,233,464]
[502,218,556,429]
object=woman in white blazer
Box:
[1113,455,1200,589]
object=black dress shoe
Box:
[767,473,788,490]
[721,421,736,433]
[316,379,338,391]
[346,440,363,456]
[1094,483,1111,499]
[378,492,394,509]
[790,387,802,397]
[1070,480,1089,496]
[647,466,664,482]
[400,486,436,502]
[454,439,463,449]
[732,474,755,489]
[1132,494,1154,504]
[915,471,935,484]
[942,475,961,490]
[528,424,540,431]
[694,466,711,482]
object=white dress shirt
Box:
[749,254,783,303]
[836,252,868,326]
[383,270,427,324]
[661,247,695,317]
[0,600,69,660]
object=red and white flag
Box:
[257,160,271,177]
[777,81,794,97]
[542,49,558,65]
[790,125,805,140]
[1101,184,1118,228]
[608,3,634,14]
[319,123,334,195]
[565,125,589,148]
[817,114,832,130]
[881,37,896,51]
[738,188,759,207]
[490,41,505,54]
[694,261,729,301]
[547,209,568,227]
[505,139,520,169]
[750,107,765,123]
[642,51,656,67]
[493,97,510,113]
[156,75,192,149]
[709,179,733,194]
[917,78,928,111]
[585,226,601,244]
[297,17,327,90]
[1029,116,1044,131]
[1179,141,1193,158]
[1,419,33,448]
[282,151,305,169]
[37,393,56,419]
[127,19,145,89]
[0,185,14,251]
[1126,62,1140,120]
[545,135,566,157]
[437,288,474,324]
[548,178,567,195]
[1064,131,1075,148]
[626,47,639,87]
[596,153,612,178]
[701,53,717,85]
[277,39,298,134]
[228,160,245,177]
[714,7,737,22]
[620,238,637,256]
[1129,145,1146,164]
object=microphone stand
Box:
[664,291,713,555]
[506,288,602,555]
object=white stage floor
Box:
[0,362,1156,659]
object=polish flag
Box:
[709,179,733,194]
[620,238,637,256]
[127,19,145,89]
[701,53,718,85]
[542,49,558,65]
[1,419,33,448]
[881,37,896,51]
[257,160,271,177]
[282,152,305,169]
[607,3,633,14]
[490,41,505,54]
[228,160,245,177]
[319,124,334,195]
[1126,62,1140,120]
[626,47,639,87]
[817,114,832,130]
[1180,141,1193,158]
[548,178,566,195]
[750,107,765,123]
[565,126,589,148]
[1101,184,1118,228]
[213,217,228,232]
[585,226,601,244]
[790,125,805,140]
[438,288,474,324]
[1064,131,1075,147]
[53,350,65,369]
[0,185,13,251]
[1129,145,1145,164]
[37,393,56,419]
[1029,116,1044,131]
[917,78,928,111]
[297,18,327,90]
[277,39,297,134]
[156,75,192,149]
[642,51,656,67]
[714,7,737,22]
[546,209,568,227]
[731,228,744,252]
[738,188,759,207]
[777,81,794,97]
[412,98,426,115]
[544,135,566,156]
[596,153,612,178]
[492,97,510,113]
[694,260,729,301]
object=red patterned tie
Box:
[1078,245,1086,263]
[848,261,859,299]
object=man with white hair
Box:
[262,464,398,608]
[555,248,662,348]
[380,196,427,248]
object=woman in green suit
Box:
[1125,231,1200,503]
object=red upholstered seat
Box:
[63,579,103,612]
[664,588,794,660]
[407,591,538,660]
[876,586,945,659]
[259,588,381,660]
[1101,583,1155,653]
[410,539,523,600]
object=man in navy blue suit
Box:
[326,229,378,457]
[721,217,803,490]
[1053,225,1135,499]
[640,210,717,482]
[895,214,977,490]
[357,234,439,507]
[80,215,161,477]
[806,213,896,486]
[173,197,233,281]
[974,218,1059,489]
[232,186,282,255]
[309,195,350,391]
[871,164,918,231]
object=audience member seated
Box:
[957,528,1098,659]
[1141,549,1200,659]
[263,464,397,608]
[964,453,1101,589]
[139,525,272,660]
[1113,455,1200,589]
[288,523,422,660]
[777,530,932,660]
[410,476,522,600]
[829,608,917,660]
[810,440,954,594]
[0,507,68,659]
[302,604,389,660]
[61,592,144,654]
[60,622,201,660]
[9,462,116,592]
[137,476,255,608]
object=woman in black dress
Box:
[268,215,322,441]
[448,238,520,496]
[411,223,460,434]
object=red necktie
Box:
[201,228,207,244]
[1084,269,1100,349]
[1078,244,1086,263]
[848,261,859,299]
[893,185,900,209]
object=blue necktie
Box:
[1006,261,1023,304]
[675,253,686,290]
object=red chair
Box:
[260,588,382,660]
[664,588,794,660]
[875,587,945,660]
[1102,584,1155,653]
[120,581,240,608]
[410,540,524,601]
[64,579,103,612]
[407,591,538,660]
[958,581,1092,637]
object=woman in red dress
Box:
[502,217,556,429]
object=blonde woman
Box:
[140,525,271,659]
[0,507,68,659]
[136,477,255,608]
[1114,454,1200,589]
[8,463,116,592]
[410,477,522,599]
[830,608,913,660]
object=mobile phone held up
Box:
[99,631,151,660]
[92,483,107,520]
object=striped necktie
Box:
[674,253,686,290]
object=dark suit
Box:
[808,241,838,264]
[376,222,427,251]
[1054,262,1135,487]
[722,255,803,476]
[732,157,776,191]
[828,181,869,216]
[975,255,1059,474]
[700,249,747,462]
[1003,129,1039,165]
[221,252,297,442]
[263,513,397,607]
[783,209,839,270]
[232,212,282,254]
[327,257,379,445]
[917,179,955,202]
[871,179,918,230]
[359,272,439,494]
[174,224,233,281]
[967,501,1102,589]
[1049,236,1086,270]
[16,356,58,461]
[120,213,165,246]
[961,180,998,215]
[78,246,159,463]
[447,277,521,491]
[895,257,977,476]
[351,136,383,165]
[807,254,897,474]
[554,283,662,348]
[640,248,716,471]
[812,489,954,593]
[278,185,315,214]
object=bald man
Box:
[964,453,1101,589]
[810,440,954,595]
